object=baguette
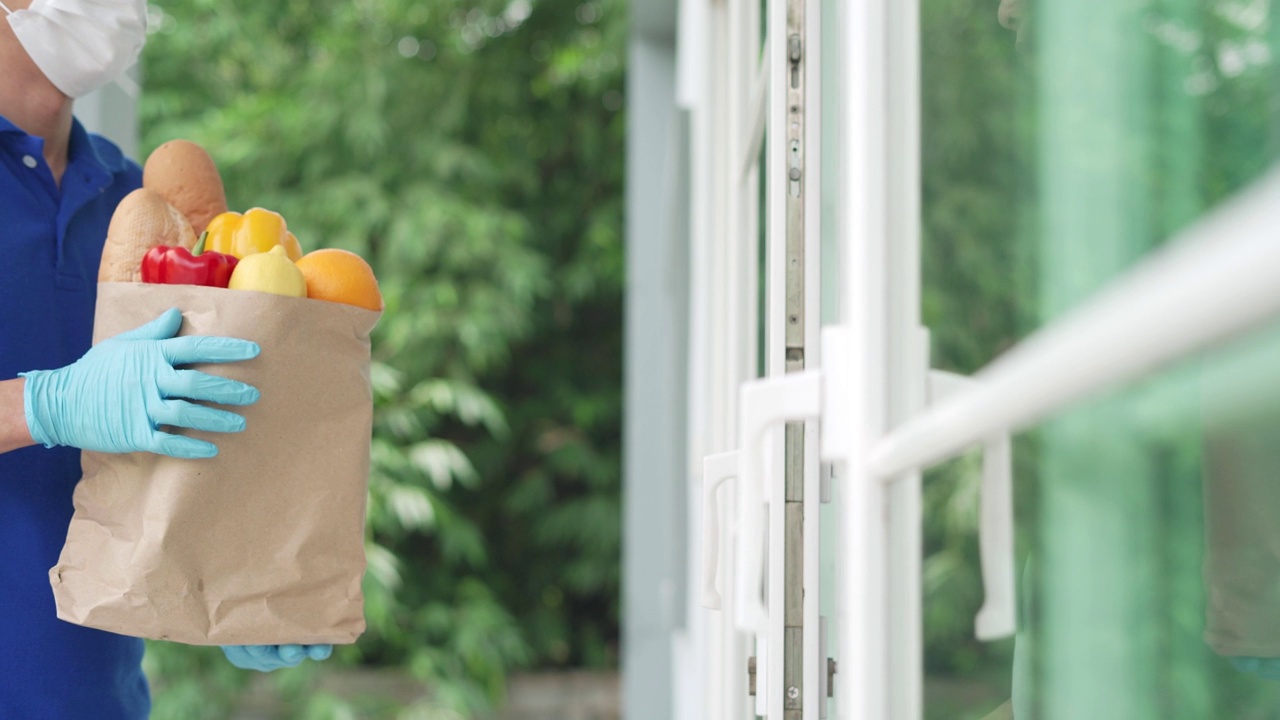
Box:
[99,188,199,283]
[142,139,228,235]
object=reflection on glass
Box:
[1201,336,1280,674]
[1023,326,1280,718]
[922,0,1280,717]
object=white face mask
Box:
[0,0,147,98]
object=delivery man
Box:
[0,1,330,716]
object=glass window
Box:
[1018,322,1280,718]
[921,0,1280,717]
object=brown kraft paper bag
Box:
[49,281,379,646]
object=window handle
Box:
[975,433,1016,640]
[701,451,740,610]
[735,370,823,718]
[698,447,770,715]
[928,370,1018,641]
[736,370,823,633]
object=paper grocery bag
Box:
[50,282,379,646]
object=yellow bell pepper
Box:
[204,208,303,261]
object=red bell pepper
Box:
[141,234,239,288]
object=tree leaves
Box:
[142,0,625,715]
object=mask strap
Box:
[0,2,11,15]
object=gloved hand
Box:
[1229,656,1280,681]
[20,308,260,459]
[221,644,333,672]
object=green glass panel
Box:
[1018,322,1280,718]
[922,0,1280,717]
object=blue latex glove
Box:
[1229,656,1280,681]
[221,644,333,672]
[20,308,260,459]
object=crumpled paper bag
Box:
[49,281,379,645]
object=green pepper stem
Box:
[193,231,208,256]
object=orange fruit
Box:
[294,249,383,311]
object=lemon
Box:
[228,245,307,298]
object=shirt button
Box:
[22,155,37,169]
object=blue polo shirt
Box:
[0,115,149,719]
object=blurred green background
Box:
[132,0,1280,718]
[138,1,625,717]
[920,0,1280,717]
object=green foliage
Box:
[138,0,625,716]
[144,642,247,720]
[919,0,1030,689]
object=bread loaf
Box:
[142,140,228,235]
[99,189,199,283]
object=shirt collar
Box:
[0,114,26,137]
[66,117,118,188]
[0,112,126,183]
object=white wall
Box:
[76,66,140,160]
[622,2,687,719]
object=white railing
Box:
[868,166,1280,481]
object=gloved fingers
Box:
[115,308,184,341]
[251,645,304,671]
[154,400,246,434]
[159,335,261,366]
[221,646,253,669]
[223,645,286,672]
[222,645,323,673]
[245,645,287,669]
[305,644,333,661]
[160,370,260,406]
[223,646,279,672]
[149,431,219,460]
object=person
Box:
[0,1,330,717]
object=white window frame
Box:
[832,1,1280,718]
[678,0,765,719]
[668,0,1280,719]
